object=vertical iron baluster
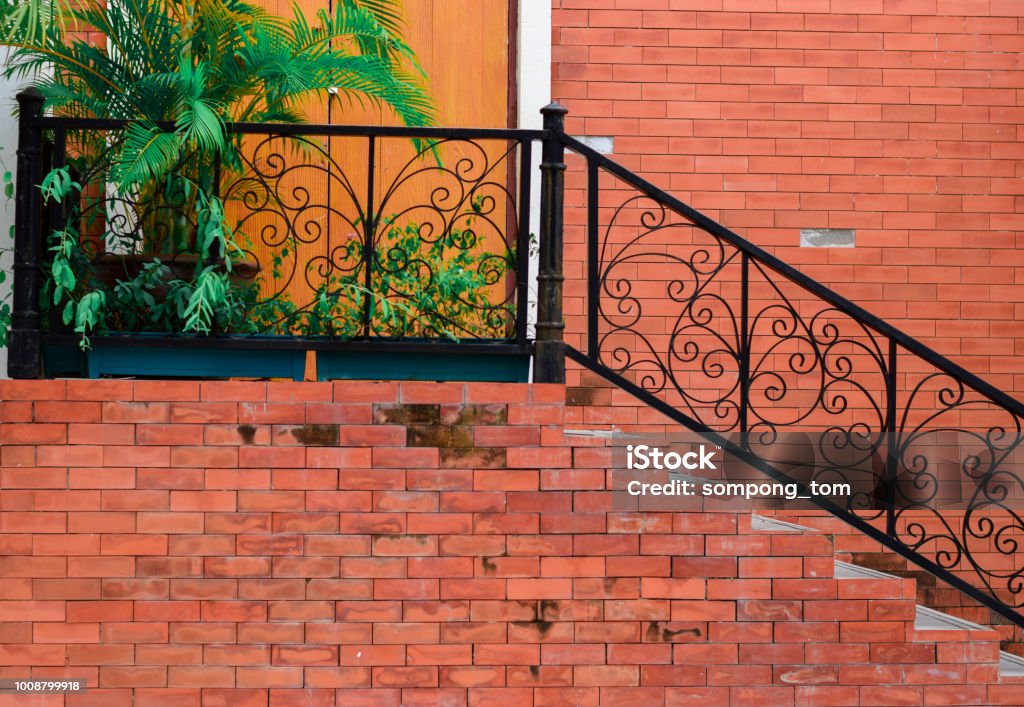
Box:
[208,151,222,263]
[739,251,749,449]
[535,102,568,383]
[362,135,376,338]
[213,151,221,200]
[9,89,45,379]
[515,139,532,347]
[886,338,898,537]
[46,128,67,332]
[586,157,598,359]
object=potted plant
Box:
[312,207,528,382]
[1,0,435,377]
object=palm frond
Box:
[343,0,404,38]
[172,59,225,152]
[0,0,76,47]
[2,0,435,193]
[111,121,182,191]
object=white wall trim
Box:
[517,0,551,353]
[517,0,552,132]
[0,48,20,378]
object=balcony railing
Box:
[8,91,573,380]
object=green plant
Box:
[0,169,13,348]
[261,206,517,341]
[368,215,517,339]
[0,0,433,347]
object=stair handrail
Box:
[553,121,1024,629]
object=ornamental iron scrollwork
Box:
[593,175,889,521]
[574,145,1024,614]
[45,125,524,341]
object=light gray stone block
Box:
[800,228,855,248]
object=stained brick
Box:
[0,379,1014,706]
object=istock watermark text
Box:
[625,444,718,471]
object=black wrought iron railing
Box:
[9,90,558,378]
[554,125,1024,628]
[11,95,1024,626]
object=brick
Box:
[102,402,169,423]
[103,578,170,600]
[574,665,638,687]
[170,403,238,424]
[69,643,134,666]
[0,644,66,665]
[136,646,203,667]
[535,687,600,707]
[507,578,573,599]
[100,534,168,555]
[136,601,201,621]
[170,623,237,645]
[205,645,271,666]
[237,667,303,688]
[238,403,305,424]
[200,382,266,402]
[168,667,234,688]
[641,578,705,599]
[270,645,339,667]
[66,380,132,401]
[238,491,305,512]
[201,688,269,707]
[133,381,199,401]
[407,645,473,666]
[0,380,66,400]
[474,644,539,666]
[3,467,68,489]
[100,666,168,688]
[860,686,923,706]
[237,623,304,644]
[465,383,531,404]
[400,382,464,404]
[202,601,267,623]
[133,689,202,706]
[441,666,505,687]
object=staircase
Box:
[755,512,1024,690]
[770,511,1024,660]
[565,418,1024,703]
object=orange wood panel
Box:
[236,0,512,327]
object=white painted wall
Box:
[0,49,19,378]
[517,0,551,346]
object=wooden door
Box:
[235,0,513,335]
[337,0,510,129]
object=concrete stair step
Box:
[999,650,1024,678]
[834,559,1023,681]
[749,513,814,533]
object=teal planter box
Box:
[43,344,87,378]
[87,345,305,380]
[317,350,529,383]
[43,340,305,380]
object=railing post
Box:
[535,102,568,383]
[8,88,45,379]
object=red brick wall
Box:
[0,380,1019,706]
[553,1,1024,400]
